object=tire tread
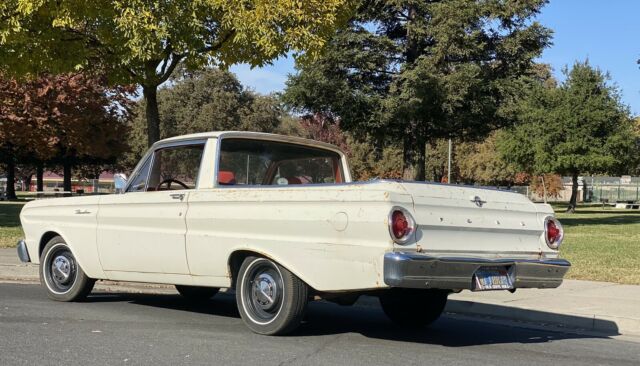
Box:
[379,288,448,328]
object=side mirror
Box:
[114,173,128,194]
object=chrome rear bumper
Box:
[17,239,31,263]
[384,252,570,290]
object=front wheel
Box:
[39,236,95,302]
[379,288,448,328]
[236,256,308,335]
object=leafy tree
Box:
[421,133,522,185]
[297,114,351,153]
[424,139,452,183]
[348,139,403,180]
[0,76,48,198]
[290,114,405,181]
[456,132,519,186]
[0,73,134,196]
[498,61,638,212]
[0,0,354,147]
[126,68,291,165]
[529,173,564,201]
[284,0,551,180]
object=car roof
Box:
[153,131,345,155]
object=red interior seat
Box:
[219,171,236,185]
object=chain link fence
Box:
[505,177,640,204]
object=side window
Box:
[147,144,205,191]
[126,156,152,193]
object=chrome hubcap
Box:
[45,246,77,292]
[242,259,284,323]
[252,273,278,310]
[52,255,72,283]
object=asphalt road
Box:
[1,284,639,366]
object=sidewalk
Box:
[1,248,638,337]
[0,248,176,294]
[448,281,640,337]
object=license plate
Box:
[472,266,514,291]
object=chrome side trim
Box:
[418,224,541,235]
[17,239,30,263]
[390,180,523,194]
[383,252,570,290]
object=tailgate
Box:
[400,183,550,259]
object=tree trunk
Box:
[36,163,44,192]
[5,160,17,200]
[400,5,425,182]
[402,125,426,181]
[404,6,418,63]
[22,174,32,192]
[63,160,72,195]
[143,84,161,147]
[433,171,443,183]
[566,172,579,213]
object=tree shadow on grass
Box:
[0,202,24,228]
[559,214,640,227]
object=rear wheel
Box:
[39,236,95,302]
[379,288,448,328]
[236,256,308,335]
[175,285,219,302]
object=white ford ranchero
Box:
[17,131,570,335]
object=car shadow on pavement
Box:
[87,291,241,319]
[297,299,618,347]
[87,291,617,347]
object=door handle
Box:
[170,193,185,201]
[74,209,91,215]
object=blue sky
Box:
[230,0,640,116]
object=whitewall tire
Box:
[236,256,308,335]
[39,236,95,302]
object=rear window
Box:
[218,138,344,186]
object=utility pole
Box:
[447,138,452,184]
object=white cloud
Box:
[230,56,295,95]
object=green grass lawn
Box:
[1,199,638,284]
[0,201,25,248]
[555,204,640,285]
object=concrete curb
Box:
[0,273,176,294]
[444,300,635,336]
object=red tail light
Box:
[392,211,409,238]
[544,217,564,249]
[389,207,415,244]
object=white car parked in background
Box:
[17,131,570,335]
